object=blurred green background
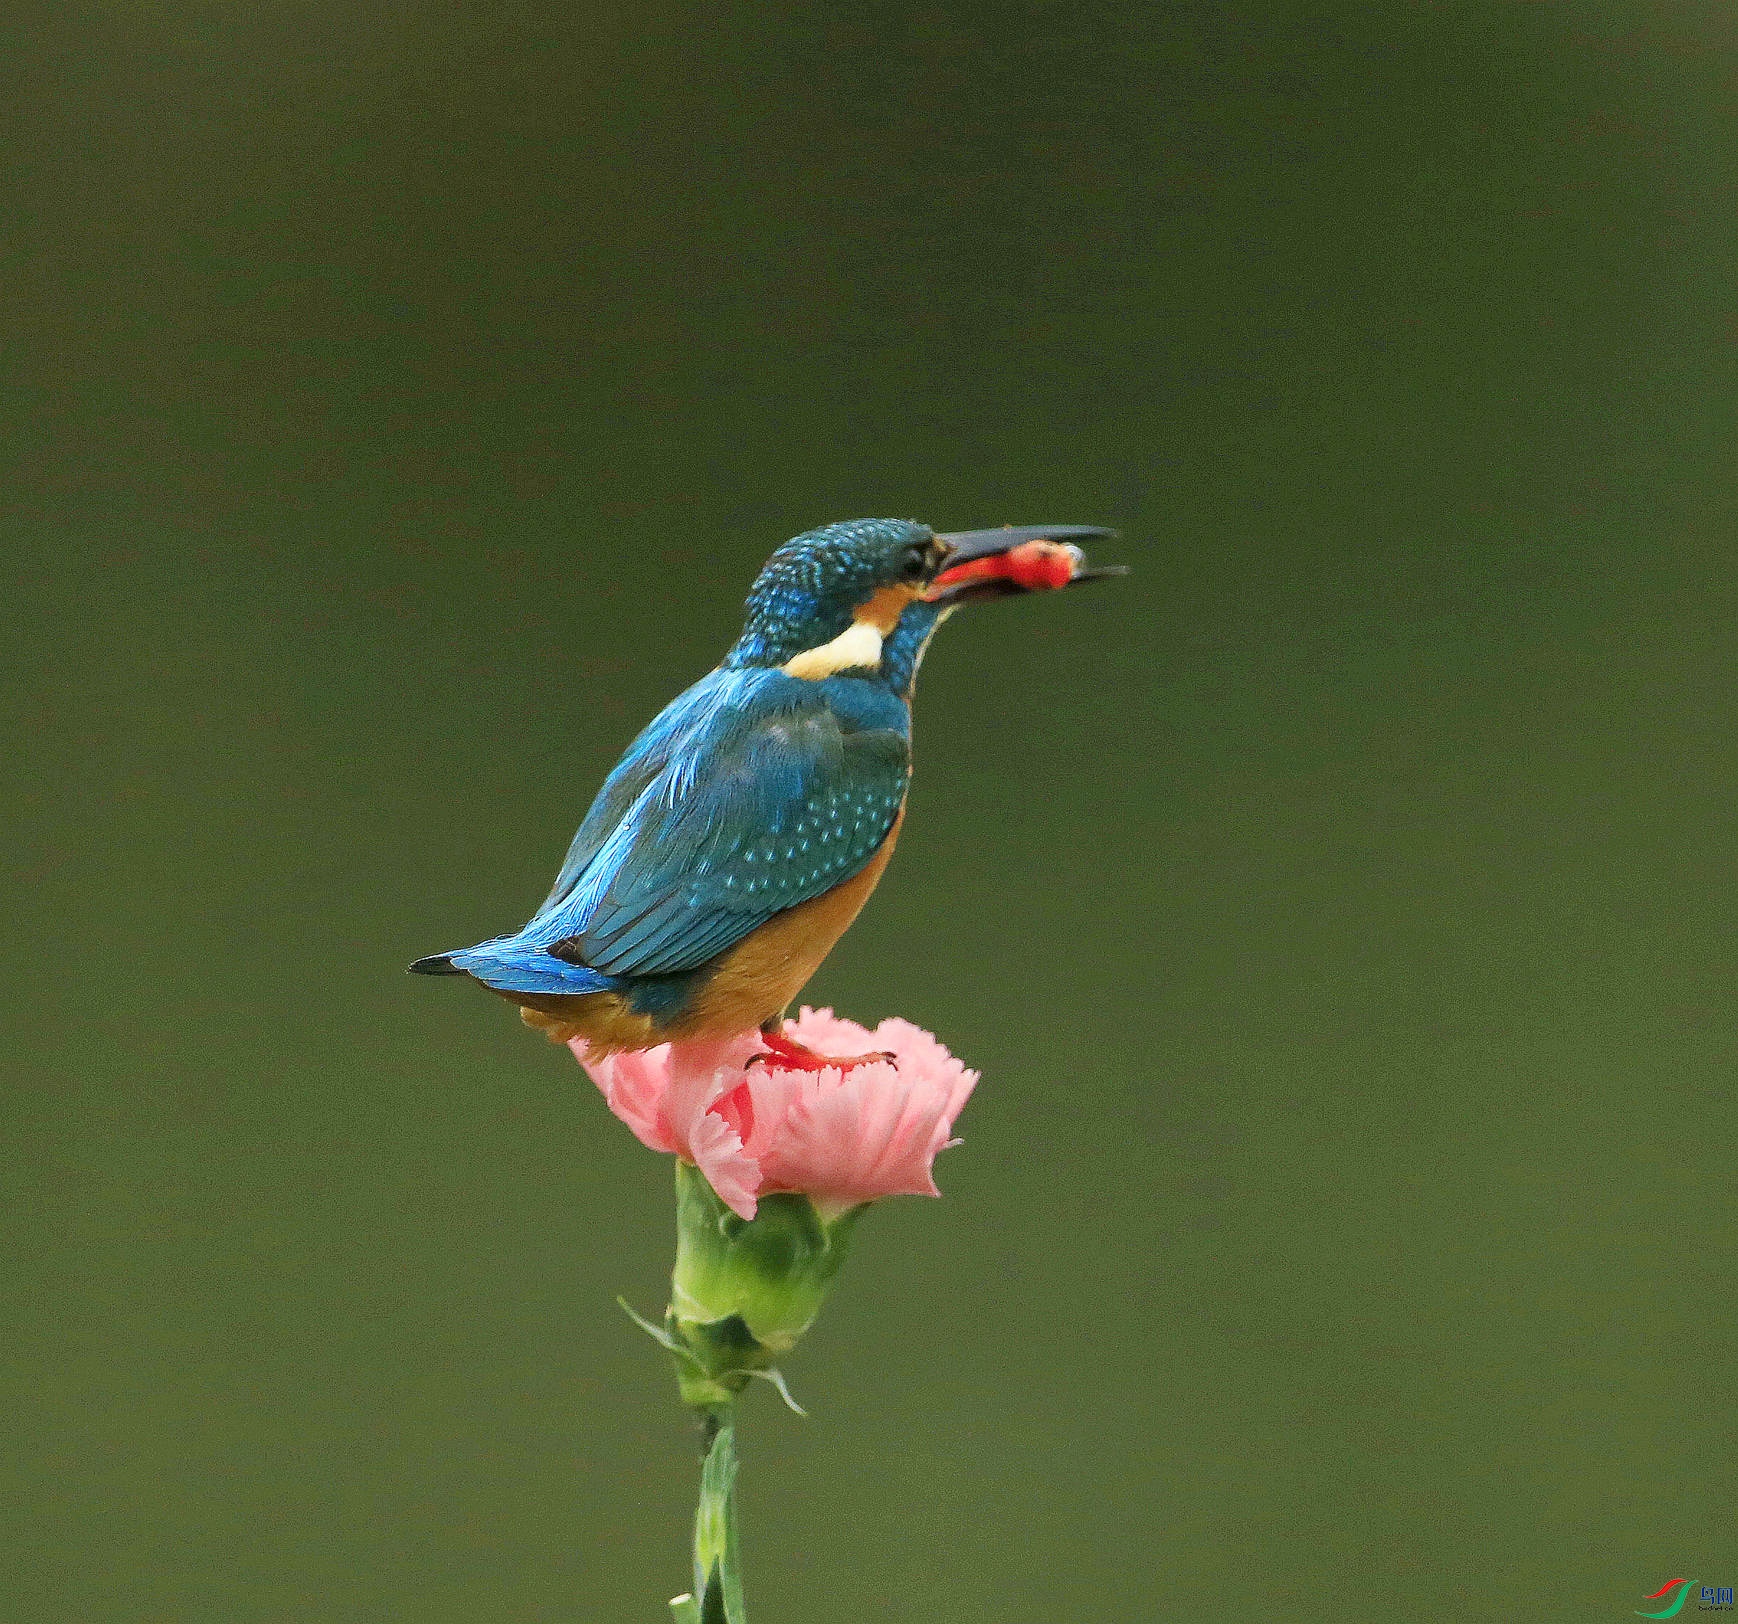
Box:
[5,3,1735,1619]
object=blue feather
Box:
[525,667,911,977]
[446,939,627,998]
[539,672,735,912]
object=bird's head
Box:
[725,517,1123,688]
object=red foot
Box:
[749,1029,897,1073]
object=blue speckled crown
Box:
[726,518,934,669]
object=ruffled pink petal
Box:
[753,1009,979,1215]
[780,1005,877,1057]
[664,1035,766,1218]
[681,1103,762,1220]
[868,1016,979,1152]
[570,1012,976,1220]
[658,1034,753,1143]
[574,1033,767,1218]
[571,1042,679,1154]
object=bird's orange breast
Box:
[679,805,905,1037]
[514,808,906,1054]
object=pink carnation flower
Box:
[572,1009,979,1221]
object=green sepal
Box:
[673,1313,765,1407]
[671,1160,864,1362]
[618,1296,685,1355]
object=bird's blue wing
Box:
[538,671,735,913]
[524,669,910,977]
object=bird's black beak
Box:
[926,525,1127,606]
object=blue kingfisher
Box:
[411,519,1124,1064]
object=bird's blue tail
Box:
[409,938,625,999]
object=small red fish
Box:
[928,538,1083,597]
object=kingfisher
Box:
[411,518,1124,1066]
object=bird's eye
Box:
[899,544,930,582]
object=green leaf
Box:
[691,1564,726,1624]
[698,1562,728,1624]
[691,1413,747,1622]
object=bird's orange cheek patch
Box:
[928,538,1079,597]
[858,582,924,633]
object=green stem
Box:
[671,1402,747,1624]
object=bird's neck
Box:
[723,601,851,671]
[723,609,855,672]
[879,599,946,698]
[725,587,936,694]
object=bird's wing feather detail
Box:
[539,673,732,911]
[526,670,910,977]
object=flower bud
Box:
[663,1161,863,1407]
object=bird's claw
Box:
[750,1031,898,1073]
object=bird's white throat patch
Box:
[782,617,884,680]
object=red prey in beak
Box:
[923,525,1127,606]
